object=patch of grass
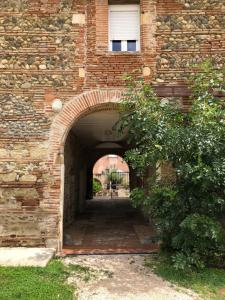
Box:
[67,263,113,282]
[145,254,225,300]
[0,259,75,300]
[67,263,95,282]
[103,269,114,279]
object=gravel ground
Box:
[64,254,199,300]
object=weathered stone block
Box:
[0,173,17,183]
[141,12,151,25]
[72,14,85,25]
[143,67,151,77]
[0,149,8,159]
[10,149,29,159]
[19,175,37,183]
[1,188,39,202]
[79,68,85,78]
[0,222,40,237]
[29,146,47,160]
[45,239,59,249]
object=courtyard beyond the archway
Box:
[63,198,158,254]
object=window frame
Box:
[108,4,141,53]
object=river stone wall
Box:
[0,0,224,248]
[156,1,225,83]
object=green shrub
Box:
[172,214,225,270]
[118,61,225,269]
[93,179,102,195]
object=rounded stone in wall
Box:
[52,99,63,112]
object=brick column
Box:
[71,0,87,93]
[140,0,157,81]
[96,0,109,52]
[140,0,157,53]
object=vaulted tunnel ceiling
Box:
[72,110,128,148]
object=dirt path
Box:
[64,255,198,300]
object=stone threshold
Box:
[61,245,160,256]
[0,247,55,267]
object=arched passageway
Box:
[62,106,156,253]
[48,90,157,253]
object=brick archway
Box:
[49,89,123,163]
[48,89,123,251]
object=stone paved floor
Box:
[63,198,158,254]
[65,255,198,300]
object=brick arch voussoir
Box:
[49,89,123,163]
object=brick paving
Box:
[63,198,158,255]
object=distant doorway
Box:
[93,154,130,199]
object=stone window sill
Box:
[107,51,141,55]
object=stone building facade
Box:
[0,0,224,251]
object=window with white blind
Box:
[109,4,140,52]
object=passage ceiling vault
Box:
[72,110,127,148]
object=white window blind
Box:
[109,5,140,51]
